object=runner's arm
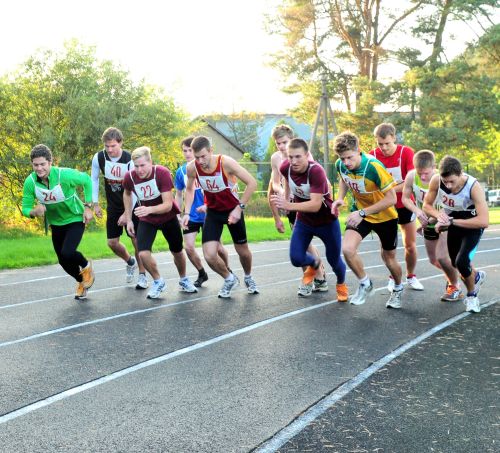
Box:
[401,171,417,213]
[360,187,396,217]
[451,183,489,229]
[91,154,100,204]
[224,157,257,205]
[422,175,441,220]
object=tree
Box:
[0,40,191,225]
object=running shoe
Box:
[474,271,486,296]
[218,274,240,298]
[464,295,481,313]
[302,257,321,286]
[297,283,313,297]
[147,278,166,299]
[387,276,395,292]
[136,273,148,290]
[440,283,463,302]
[386,288,403,309]
[336,283,349,302]
[194,270,208,288]
[74,282,88,300]
[244,276,260,294]
[179,278,198,293]
[406,275,424,291]
[350,281,373,305]
[126,258,137,283]
[313,279,328,292]
[80,261,95,289]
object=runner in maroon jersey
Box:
[123,146,197,299]
[370,122,423,292]
[181,136,259,298]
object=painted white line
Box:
[0,299,336,425]
[256,296,500,453]
[1,262,498,351]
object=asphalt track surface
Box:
[0,228,498,453]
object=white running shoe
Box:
[218,274,240,298]
[244,276,259,294]
[179,278,198,293]
[147,278,166,299]
[386,289,403,309]
[297,283,313,297]
[126,258,137,283]
[406,275,424,291]
[350,281,373,305]
[312,279,329,292]
[387,276,395,292]
[474,271,486,296]
[136,273,148,290]
[464,295,481,313]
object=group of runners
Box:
[21,122,489,313]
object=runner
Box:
[422,155,488,313]
[122,146,197,299]
[370,123,423,291]
[91,127,147,289]
[270,138,348,301]
[332,131,405,309]
[182,135,259,298]
[174,136,229,287]
[267,124,327,297]
[22,144,95,300]
[402,150,463,302]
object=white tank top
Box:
[288,163,329,200]
[438,174,477,215]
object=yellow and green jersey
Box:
[335,153,397,223]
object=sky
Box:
[1,1,494,117]
[2,0,297,116]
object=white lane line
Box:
[256,296,500,453]
[1,262,498,352]
[1,289,497,427]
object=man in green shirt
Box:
[22,144,95,300]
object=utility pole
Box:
[309,75,339,191]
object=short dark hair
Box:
[191,136,212,153]
[333,132,359,155]
[181,136,195,149]
[413,150,435,169]
[288,138,308,153]
[373,123,396,139]
[439,155,462,177]
[101,127,123,143]
[30,144,53,162]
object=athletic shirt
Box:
[95,150,132,211]
[336,153,397,223]
[280,160,335,226]
[174,163,205,223]
[194,155,239,211]
[412,170,438,208]
[438,173,477,219]
[369,144,414,208]
[122,165,180,225]
[22,166,92,226]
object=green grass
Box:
[1,208,499,270]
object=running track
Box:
[0,228,499,452]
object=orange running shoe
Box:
[336,283,349,302]
[302,266,317,286]
[75,282,88,300]
[80,261,95,289]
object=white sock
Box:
[394,283,404,291]
[225,273,235,282]
[359,275,370,287]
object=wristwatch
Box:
[359,209,366,218]
[84,202,93,209]
[239,203,246,210]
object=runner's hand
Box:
[117,212,128,226]
[228,206,242,225]
[346,211,363,228]
[331,200,344,217]
[94,205,103,219]
[181,214,190,229]
[196,204,207,214]
[134,206,151,218]
[416,209,429,227]
[83,207,94,225]
[31,204,46,217]
[275,218,285,233]
[126,220,135,237]
[270,193,288,211]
